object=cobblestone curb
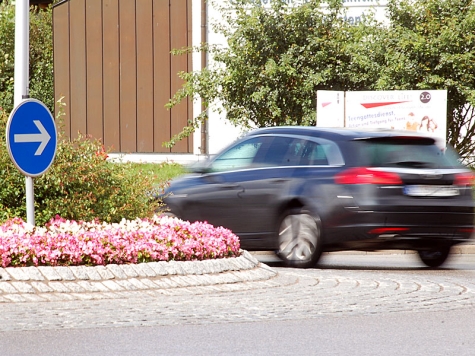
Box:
[0,250,277,303]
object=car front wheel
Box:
[417,246,451,268]
[277,210,322,268]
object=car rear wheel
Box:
[277,210,322,268]
[417,246,451,268]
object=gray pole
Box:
[14,0,34,225]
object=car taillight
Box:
[454,172,475,187]
[335,167,402,185]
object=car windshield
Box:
[355,138,464,169]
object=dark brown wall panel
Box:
[54,0,193,154]
[153,0,171,153]
[86,0,104,141]
[69,0,87,137]
[102,0,120,151]
[136,0,154,152]
[119,0,137,153]
[53,1,71,137]
[170,0,189,153]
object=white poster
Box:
[344,90,447,142]
[316,90,345,127]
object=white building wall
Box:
[192,0,246,157]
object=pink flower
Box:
[0,215,241,267]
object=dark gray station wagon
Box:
[161,127,475,268]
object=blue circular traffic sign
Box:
[6,99,57,177]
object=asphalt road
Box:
[1,253,475,355]
[2,309,475,356]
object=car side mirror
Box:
[187,160,211,174]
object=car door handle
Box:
[271,179,288,184]
[220,183,241,189]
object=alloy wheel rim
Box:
[279,214,318,262]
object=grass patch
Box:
[126,162,187,185]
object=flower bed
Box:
[0,215,241,268]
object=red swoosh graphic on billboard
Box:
[361,101,410,108]
[322,102,332,108]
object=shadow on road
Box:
[255,252,463,272]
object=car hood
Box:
[165,174,204,194]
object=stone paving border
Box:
[0,250,277,302]
[0,242,474,303]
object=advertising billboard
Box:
[317,90,448,143]
[345,90,447,142]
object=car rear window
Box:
[354,137,464,169]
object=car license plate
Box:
[403,185,459,197]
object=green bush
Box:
[0,1,54,114]
[0,105,161,225]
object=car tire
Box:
[277,209,322,268]
[417,246,451,268]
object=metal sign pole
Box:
[14,0,34,225]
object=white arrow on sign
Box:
[14,120,51,156]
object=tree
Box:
[0,1,54,115]
[374,0,475,161]
[170,0,475,161]
[168,0,377,138]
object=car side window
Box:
[300,141,329,166]
[262,137,299,166]
[210,137,268,172]
[262,137,330,166]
